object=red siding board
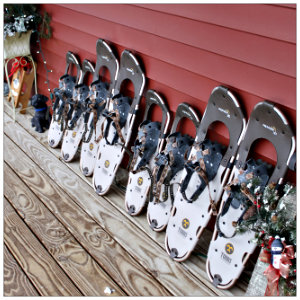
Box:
[45,14,296,113]
[35,4,295,176]
[59,4,296,77]
[135,4,296,43]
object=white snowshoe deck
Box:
[125,89,170,216]
[165,86,246,262]
[80,39,119,176]
[61,115,86,162]
[80,113,104,176]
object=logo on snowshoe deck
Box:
[137,177,143,186]
[104,160,110,168]
[262,124,277,135]
[221,252,232,264]
[181,110,193,119]
[225,243,234,254]
[89,143,94,151]
[150,97,159,104]
[182,218,190,229]
[126,67,135,75]
[218,107,231,118]
[162,192,168,201]
[101,55,109,61]
[72,131,77,138]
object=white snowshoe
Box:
[93,50,145,196]
[206,101,295,289]
[80,39,119,176]
[147,102,201,232]
[165,86,246,261]
[125,89,170,215]
[61,59,95,162]
[48,52,81,148]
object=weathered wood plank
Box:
[4,101,248,295]
[4,245,40,296]
[3,136,171,296]
[6,107,247,294]
[4,163,125,297]
[4,112,216,296]
[4,198,82,296]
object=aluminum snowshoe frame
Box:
[125,89,170,215]
[61,59,95,162]
[79,39,119,176]
[165,86,246,261]
[93,49,145,196]
[206,101,295,289]
[48,51,81,148]
[147,102,201,232]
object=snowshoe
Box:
[61,59,95,162]
[147,102,201,232]
[165,86,246,261]
[206,101,295,289]
[80,39,119,176]
[48,52,81,148]
[125,89,170,215]
[93,50,145,195]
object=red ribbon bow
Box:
[8,56,31,78]
[259,240,295,296]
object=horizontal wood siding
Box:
[35,4,295,177]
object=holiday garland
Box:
[4,4,52,39]
[229,174,296,296]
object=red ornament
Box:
[254,201,257,205]
[257,204,261,208]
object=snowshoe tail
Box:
[206,100,295,289]
[147,102,201,232]
[125,89,170,215]
[93,49,145,195]
[165,86,246,261]
[48,52,81,148]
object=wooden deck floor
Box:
[3,99,253,296]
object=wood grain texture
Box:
[3,99,259,295]
[4,163,125,297]
[4,245,40,296]
[4,198,82,296]
[4,112,216,296]
[3,133,170,295]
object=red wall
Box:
[34,4,296,181]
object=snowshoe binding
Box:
[80,39,119,176]
[147,102,201,232]
[125,89,170,215]
[48,52,81,148]
[206,101,295,289]
[61,59,95,162]
[165,86,246,261]
[93,50,145,196]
